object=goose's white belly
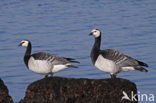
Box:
[52,64,69,73]
[95,55,118,74]
[28,57,51,75]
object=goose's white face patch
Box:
[91,29,101,38]
[21,40,29,47]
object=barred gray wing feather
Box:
[31,52,69,65]
[99,49,141,67]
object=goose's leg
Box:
[110,74,116,79]
[50,73,53,77]
[45,74,48,78]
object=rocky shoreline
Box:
[0,78,13,103]
[0,77,138,103]
[19,77,137,103]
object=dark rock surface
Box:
[20,77,138,103]
[0,78,13,103]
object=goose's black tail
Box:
[63,57,80,63]
[135,67,148,72]
[137,60,148,67]
[67,65,78,68]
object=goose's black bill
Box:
[89,33,93,36]
[18,43,22,46]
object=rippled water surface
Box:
[0,0,156,102]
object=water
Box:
[0,0,156,102]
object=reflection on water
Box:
[0,0,155,102]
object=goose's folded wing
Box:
[31,52,69,65]
[99,49,145,67]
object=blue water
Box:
[0,0,156,102]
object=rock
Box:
[20,77,138,103]
[0,78,13,103]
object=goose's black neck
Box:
[91,35,101,64]
[24,42,32,67]
[25,42,31,56]
[94,35,101,50]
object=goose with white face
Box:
[18,39,80,77]
[89,29,101,38]
[19,40,29,47]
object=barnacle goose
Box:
[19,40,79,77]
[89,29,148,79]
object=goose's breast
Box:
[95,55,119,74]
[28,57,52,74]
